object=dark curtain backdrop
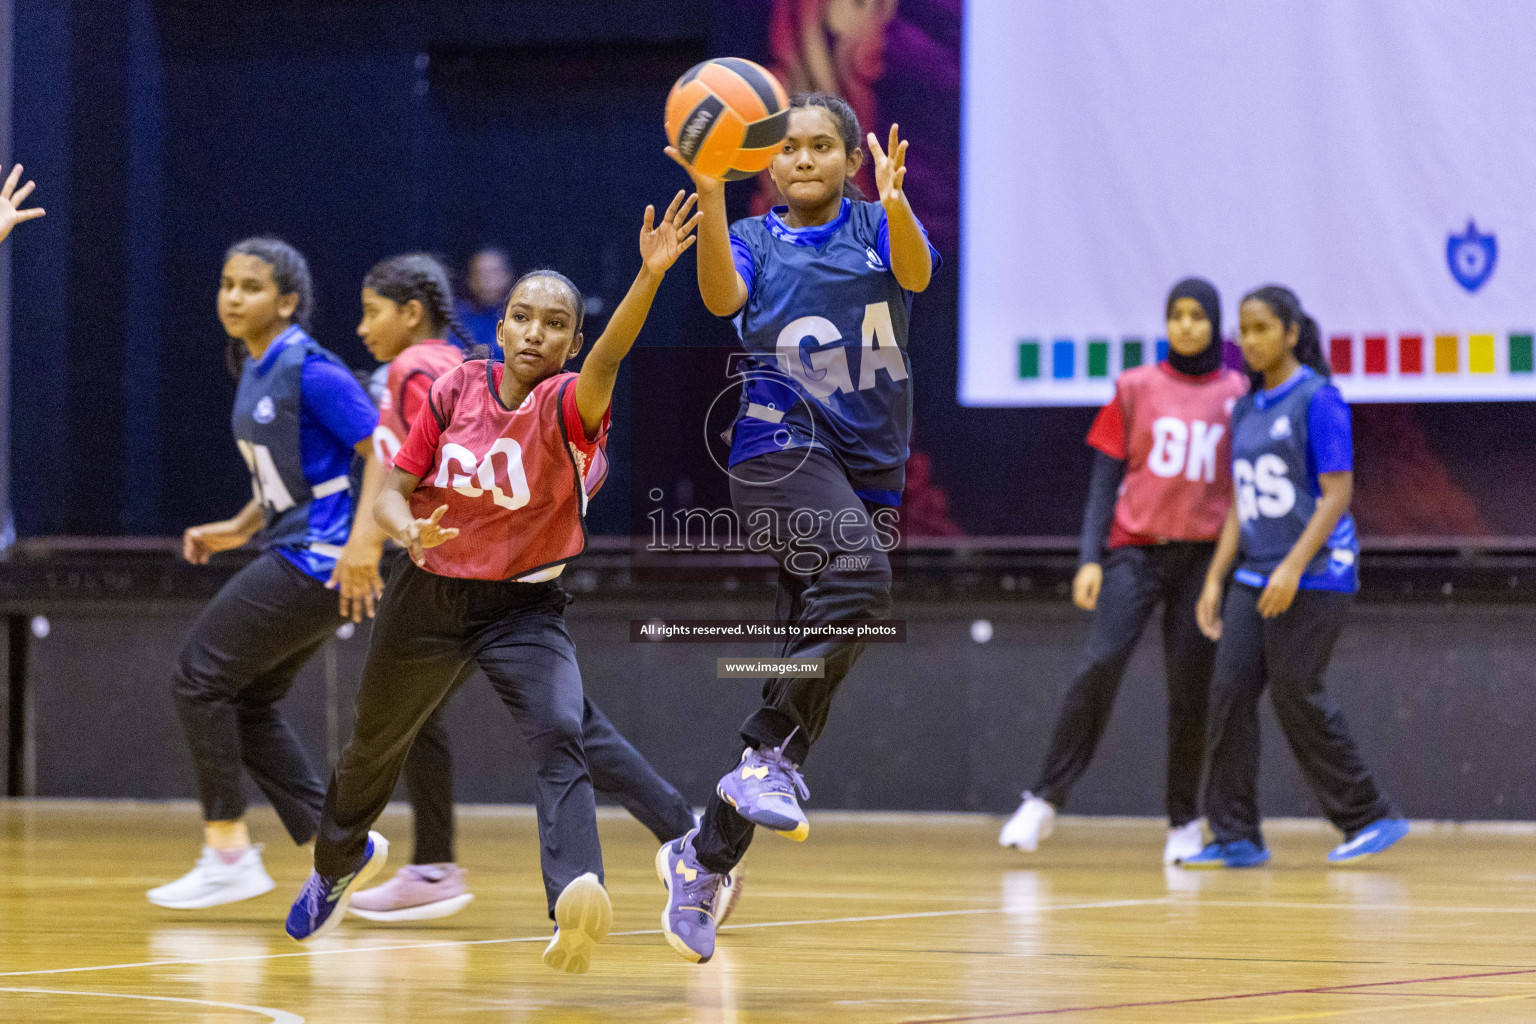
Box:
[8,0,1533,539]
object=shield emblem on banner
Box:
[1447,220,1497,292]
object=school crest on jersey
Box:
[253,396,276,424]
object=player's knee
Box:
[171,652,231,706]
[527,710,585,765]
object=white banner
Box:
[961,0,1536,406]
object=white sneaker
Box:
[998,793,1056,852]
[1163,820,1205,865]
[147,846,275,909]
[716,861,746,925]
[542,873,612,975]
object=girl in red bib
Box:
[999,278,1247,864]
[286,193,700,975]
[346,253,705,923]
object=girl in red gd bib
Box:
[286,191,701,975]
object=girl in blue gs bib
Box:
[1182,286,1408,870]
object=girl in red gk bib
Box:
[286,192,700,975]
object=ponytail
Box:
[789,92,867,201]
[1241,284,1330,386]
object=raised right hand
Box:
[663,145,725,197]
[402,504,459,566]
[1071,563,1103,611]
[0,164,44,245]
[183,522,249,565]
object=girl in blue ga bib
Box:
[1184,286,1407,870]
[657,92,940,963]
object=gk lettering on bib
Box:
[1099,364,1247,543]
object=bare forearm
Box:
[575,267,662,432]
[884,194,932,293]
[1206,505,1241,585]
[1282,473,1352,572]
[373,472,421,546]
[227,498,264,539]
[345,451,389,550]
[696,188,747,316]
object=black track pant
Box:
[172,551,337,844]
[694,447,892,876]
[315,560,605,917]
[402,693,696,865]
[1203,584,1398,846]
[1031,542,1216,827]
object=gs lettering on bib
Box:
[1229,369,1359,590]
[395,362,609,582]
[1100,364,1248,543]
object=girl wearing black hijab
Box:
[1000,278,1249,863]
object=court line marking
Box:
[0,897,1167,979]
[1202,990,1536,1024]
[1181,898,1536,914]
[897,966,1536,1022]
[0,986,304,1022]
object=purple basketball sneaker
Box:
[715,739,810,841]
[657,828,720,963]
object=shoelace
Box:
[297,873,326,918]
[758,730,810,801]
[678,855,720,914]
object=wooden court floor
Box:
[3,802,1536,1023]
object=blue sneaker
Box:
[715,738,810,841]
[1177,839,1271,869]
[285,831,389,942]
[656,829,720,963]
[1328,818,1409,864]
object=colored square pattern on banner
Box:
[1007,328,1536,403]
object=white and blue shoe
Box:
[542,872,613,974]
[285,831,389,942]
[1328,818,1409,865]
[1177,839,1271,869]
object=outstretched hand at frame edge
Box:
[0,165,44,244]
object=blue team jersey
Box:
[727,198,940,504]
[231,326,379,581]
[1229,366,1359,593]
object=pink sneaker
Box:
[348,863,474,922]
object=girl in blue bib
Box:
[1183,286,1407,869]
[657,93,940,963]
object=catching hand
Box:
[402,504,459,567]
[0,165,44,245]
[866,124,909,208]
[663,146,725,197]
[639,190,701,276]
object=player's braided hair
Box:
[363,252,482,356]
[223,237,314,378]
[789,92,867,201]
[1241,285,1330,386]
